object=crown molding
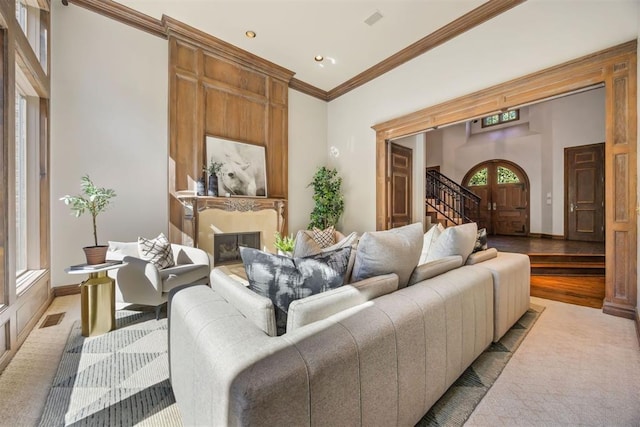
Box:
[162,16,294,83]
[62,0,166,38]
[326,0,525,101]
[289,78,328,101]
[62,0,525,102]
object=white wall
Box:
[327,0,638,233]
[51,3,169,286]
[288,90,328,233]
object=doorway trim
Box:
[462,159,530,236]
[373,40,637,319]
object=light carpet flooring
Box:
[0,295,638,426]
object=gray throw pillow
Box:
[351,222,423,288]
[240,246,351,335]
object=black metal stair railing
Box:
[425,170,480,225]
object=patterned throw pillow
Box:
[312,226,336,249]
[240,246,351,335]
[138,233,175,270]
[473,228,488,253]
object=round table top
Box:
[65,261,127,275]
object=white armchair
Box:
[107,242,211,319]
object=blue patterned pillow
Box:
[240,246,351,335]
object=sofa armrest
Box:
[408,255,463,286]
[287,273,398,333]
[210,268,276,336]
[465,248,498,265]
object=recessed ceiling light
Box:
[314,55,324,62]
[245,30,256,38]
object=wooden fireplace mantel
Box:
[175,194,286,248]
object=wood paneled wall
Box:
[167,22,294,244]
[373,40,637,319]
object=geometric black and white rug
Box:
[37,310,180,426]
[38,303,543,427]
[417,303,544,426]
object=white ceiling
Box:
[118,0,486,91]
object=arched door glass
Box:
[497,166,520,184]
[468,167,488,186]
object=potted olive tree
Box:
[60,175,117,264]
[307,166,344,230]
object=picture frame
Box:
[205,136,268,197]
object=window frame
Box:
[481,109,520,128]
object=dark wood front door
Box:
[463,160,529,236]
[565,143,605,242]
[390,143,412,228]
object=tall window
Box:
[15,0,27,32]
[481,110,519,128]
[15,91,27,275]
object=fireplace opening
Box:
[213,232,261,265]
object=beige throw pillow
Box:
[426,222,478,264]
[351,222,423,288]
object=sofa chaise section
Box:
[169,264,494,426]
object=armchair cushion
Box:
[138,233,174,269]
[161,263,210,292]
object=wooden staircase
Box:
[426,200,463,228]
[425,170,480,227]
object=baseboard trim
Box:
[54,284,81,297]
[602,301,636,320]
[528,233,565,240]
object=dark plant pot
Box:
[83,245,108,265]
[208,174,218,197]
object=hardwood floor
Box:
[530,276,605,309]
[487,236,605,309]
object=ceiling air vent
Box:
[364,10,383,26]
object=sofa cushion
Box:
[240,246,352,335]
[465,247,498,265]
[138,233,175,269]
[351,222,423,288]
[107,241,139,260]
[418,223,444,265]
[161,263,210,292]
[287,273,399,332]
[407,255,463,286]
[426,222,478,264]
[473,228,488,253]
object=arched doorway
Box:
[462,160,529,236]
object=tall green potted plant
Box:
[60,175,117,264]
[307,166,344,230]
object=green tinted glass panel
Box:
[497,166,520,184]
[468,168,488,186]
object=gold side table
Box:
[65,262,126,337]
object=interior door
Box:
[565,143,605,242]
[390,143,412,228]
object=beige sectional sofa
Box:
[168,224,530,426]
